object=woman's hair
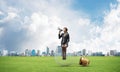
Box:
[64,27,68,31]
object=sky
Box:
[0,0,120,54]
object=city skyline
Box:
[0,46,120,56]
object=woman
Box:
[58,27,70,60]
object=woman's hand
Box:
[62,44,67,48]
[59,30,62,34]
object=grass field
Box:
[0,56,120,72]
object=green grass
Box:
[0,56,120,72]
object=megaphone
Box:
[58,27,63,31]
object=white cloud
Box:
[117,0,120,2]
[7,7,20,13]
[7,12,18,20]
[78,18,90,26]
[0,11,4,15]
[0,7,19,22]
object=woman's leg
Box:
[64,47,66,59]
[62,47,67,60]
[62,47,65,59]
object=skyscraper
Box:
[42,52,46,56]
[9,51,17,56]
[31,49,36,56]
[51,50,54,56]
[46,47,49,55]
[57,46,62,54]
[77,51,82,56]
[88,50,92,56]
[36,50,41,56]
[110,50,117,56]
[2,49,8,56]
[25,49,29,56]
[28,50,31,56]
[82,49,86,56]
[56,46,62,56]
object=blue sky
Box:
[71,0,117,15]
[0,0,120,53]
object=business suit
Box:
[58,32,70,60]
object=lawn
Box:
[0,56,120,72]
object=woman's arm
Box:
[67,34,70,42]
[58,31,63,39]
[64,34,70,46]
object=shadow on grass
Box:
[55,64,92,67]
[78,65,92,67]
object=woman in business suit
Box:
[58,27,70,60]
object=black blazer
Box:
[58,32,70,45]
